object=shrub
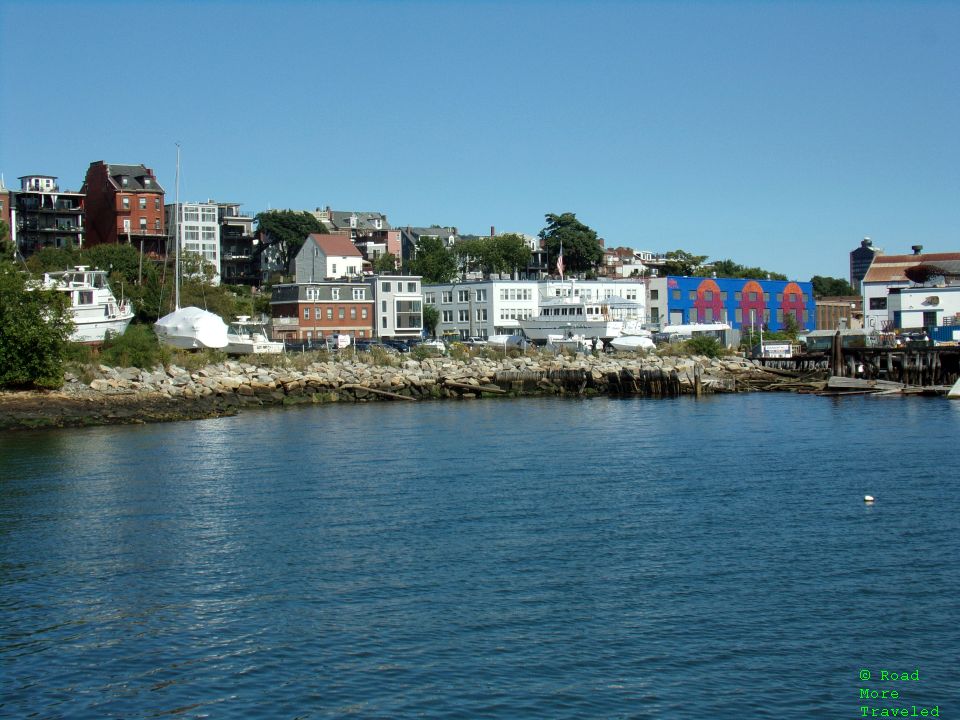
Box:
[0,264,73,389]
[99,324,169,368]
[685,335,725,358]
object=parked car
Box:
[461,336,488,347]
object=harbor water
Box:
[2,395,958,718]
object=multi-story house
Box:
[315,207,401,264]
[292,233,364,282]
[269,280,375,343]
[10,175,84,255]
[217,203,258,286]
[399,225,459,264]
[165,201,221,284]
[861,247,960,333]
[646,276,815,332]
[82,161,166,255]
[371,275,423,340]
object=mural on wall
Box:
[739,280,767,328]
[781,282,806,326]
[694,279,724,323]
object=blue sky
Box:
[1,0,957,280]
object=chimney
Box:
[912,244,923,255]
[862,237,872,247]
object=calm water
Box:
[1,395,958,719]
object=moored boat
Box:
[41,266,134,344]
[225,316,284,355]
[519,297,631,344]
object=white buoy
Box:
[864,495,875,503]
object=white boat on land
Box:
[610,333,656,352]
[487,334,527,350]
[41,266,134,344]
[225,316,284,355]
[519,297,628,344]
[155,306,229,350]
[154,145,229,350]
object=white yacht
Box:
[519,297,632,344]
[225,316,284,355]
[41,266,134,344]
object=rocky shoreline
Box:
[0,352,797,431]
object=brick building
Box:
[81,161,166,255]
[269,280,375,342]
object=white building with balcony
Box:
[165,201,221,285]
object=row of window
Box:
[500,309,534,321]
[668,289,808,303]
[382,281,419,293]
[121,196,161,211]
[182,207,218,223]
[441,310,488,322]
[306,287,367,300]
[303,306,368,320]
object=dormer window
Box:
[121,177,129,187]
[144,178,151,186]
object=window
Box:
[735,291,742,301]
[672,289,680,300]
[338,308,345,319]
[689,291,696,300]
[442,310,453,322]
[382,300,387,312]
[154,198,160,210]
[332,264,337,275]
[458,309,469,322]
[183,207,199,221]
[382,317,387,328]
[331,289,340,300]
[353,288,364,300]
[201,207,216,222]
[442,291,452,303]
[122,196,130,209]
[154,219,161,230]
[869,297,887,310]
[407,282,417,292]
[458,290,469,302]
[476,309,487,321]
[381,282,391,292]
[139,218,147,230]
[350,307,356,319]
[425,293,436,304]
[361,308,368,319]
[475,289,486,302]
[327,308,333,319]
[139,197,147,210]
[304,307,310,319]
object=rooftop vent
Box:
[912,244,923,255]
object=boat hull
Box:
[519,319,623,343]
[155,307,229,349]
[70,315,135,344]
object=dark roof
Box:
[106,163,165,193]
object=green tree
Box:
[489,233,531,276]
[422,304,440,337]
[538,213,604,275]
[811,275,855,297]
[409,235,458,283]
[661,249,709,276]
[0,220,12,260]
[0,262,73,389]
[254,210,326,274]
[372,252,399,274]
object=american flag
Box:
[556,243,565,278]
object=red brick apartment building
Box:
[270,281,375,342]
[82,162,166,255]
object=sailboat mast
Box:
[174,143,181,310]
